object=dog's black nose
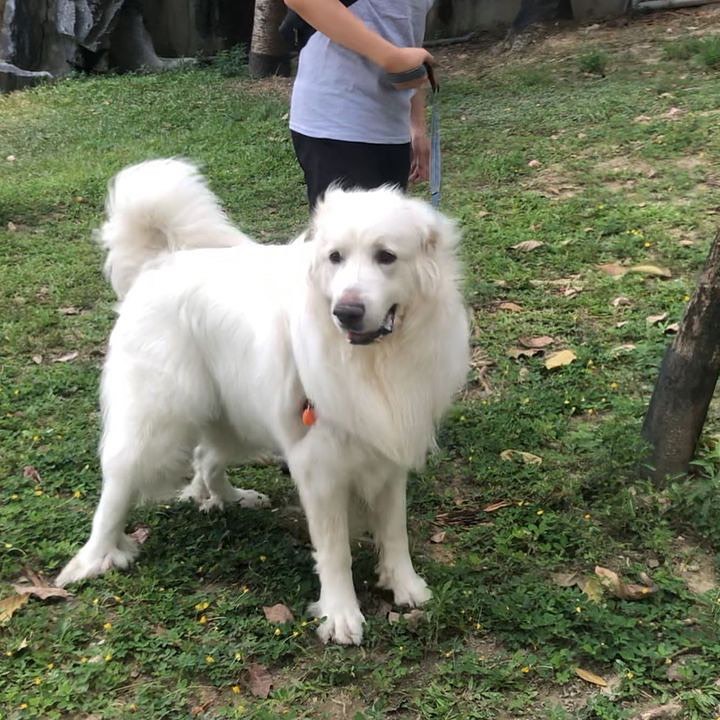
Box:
[333,302,365,329]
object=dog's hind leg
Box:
[371,473,431,608]
[181,439,271,512]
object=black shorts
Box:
[291,131,411,209]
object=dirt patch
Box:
[673,538,717,595]
[524,164,581,199]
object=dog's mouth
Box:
[347,304,398,345]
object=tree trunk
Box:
[248,0,289,78]
[642,228,720,482]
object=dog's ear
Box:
[415,203,459,295]
[420,206,458,255]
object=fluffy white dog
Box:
[56,159,469,645]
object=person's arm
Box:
[284,0,432,78]
[409,89,429,183]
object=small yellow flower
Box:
[521,666,530,673]
[475,623,482,631]
[103,622,112,631]
[444,650,452,657]
[205,655,215,664]
[301,621,308,627]
[33,676,42,685]
[194,601,210,612]
[10,494,19,500]
[232,685,241,694]
[609,382,619,390]
[128,704,138,712]
[80,656,88,664]
[4,542,12,549]
[113,595,123,603]
[274,628,282,636]
[47,663,54,670]
[292,630,300,637]
[576,606,582,613]
[19,703,28,710]
[73,490,82,499]
[199,615,208,625]
[259,555,267,562]
[241,586,249,594]
[584,513,591,520]
[104,654,112,662]
[234,652,243,661]
[34,489,43,496]
[536,509,544,516]
[92,598,99,606]
[626,671,634,679]
[4,651,12,657]
[644,242,652,248]
[683,294,690,302]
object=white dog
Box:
[56,159,469,645]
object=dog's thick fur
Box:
[56,159,470,645]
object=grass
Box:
[2,11,720,720]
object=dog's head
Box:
[307,186,459,346]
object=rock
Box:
[0,62,53,92]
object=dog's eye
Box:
[375,249,397,265]
[329,250,343,264]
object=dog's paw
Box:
[178,483,210,507]
[55,535,139,587]
[308,601,365,645]
[227,487,271,510]
[377,568,432,608]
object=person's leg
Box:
[291,132,411,209]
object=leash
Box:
[386,62,442,209]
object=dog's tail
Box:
[98,158,250,299]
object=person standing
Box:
[284,0,435,208]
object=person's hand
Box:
[409,130,430,183]
[382,47,434,89]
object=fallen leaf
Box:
[646,312,668,326]
[477,210,490,218]
[387,611,401,624]
[23,466,42,483]
[577,576,604,603]
[247,662,273,698]
[611,296,631,308]
[129,525,151,545]
[598,263,628,277]
[16,637,29,651]
[679,239,695,247]
[6,154,16,162]
[483,500,513,513]
[575,667,608,687]
[544,349,577,370]
[632,702,683,720]
[52,351,79,363]
[634,114,652,123]
[611,344,637,355]
[403,608,425,629]
[59,306,81,316]
[12,582,70,601]
[430,531,446,544]
[0,594,29,624]
[31,354,43,365]
[512,240,544,252]
[500,449,543,465]
[519,335,554,349]
[528,159,542,168]
[552,571,582,588]
[506,346,544,360]
[665,322,680,334]
[615,321,629,328]
[666,106,684,119]
[628,264,672,279]
[595,566,657,600]
[262,603,294,625]
[497,301,523,312]
[7,221,17,231]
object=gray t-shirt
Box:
[289,0,434,145]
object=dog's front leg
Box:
[372,472,431,607]
[288,434,364,645]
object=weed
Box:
[578,49,608,76]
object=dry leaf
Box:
[646,312,668,326]
[12,582,70,601]
[634,114,652,123]
[7,221,17,231]
[679,239,695,247]
[0,594,29,624]
[23,466,42,483]
[59,306,81,316]
[507,347,543,360]
[519,336,554,349]
[247,663,273,698]
[611,343,636,355]
[628,264,672,279]
[497,301,523,312]
[575,667,608,687]
[129,525,151,545]
[632,702,683,720]
[577,576,604,603]
[430,531,447,544]
[595,566,657,600]
[545,349,577,370]
[611,296,631,308]
[528,159,542,168]
[483,500,513,513]
[31,354,43,365]
[52,351,79,363]
[598,263,628,277]
[262,603,294,624]
[512,240,544,252]
[500,449,543,465]
[615,321,629,328]
[665,322,680,334]
[666,106,684,119]
[552,571,582,588]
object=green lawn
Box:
[2,10,720,720]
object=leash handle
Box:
[428,65,441,209]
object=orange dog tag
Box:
[302,402,316,426]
